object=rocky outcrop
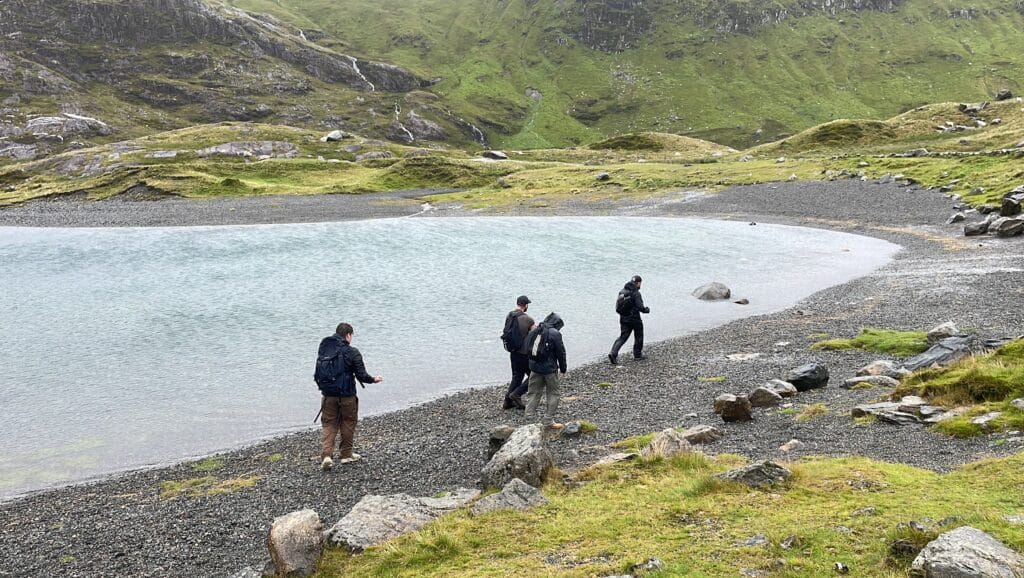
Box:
[717,461,791,487]
[569,0,653,52]
[471,478,547,515]
[685,0,905,36]
[324,489,479,552]
[902,336,973,372]
[911,526,1024,577]
[267,509,322,578]
[481,424,554,488]
[196,141,298,159]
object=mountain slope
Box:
[228,0,1024,149]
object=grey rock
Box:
[851,402,900,418]
[481,423,554,488]
[227,567,264,578]
[971,412,1002,431]
[320,130,349,142]
[679,424,723,444]
[764,379,799,398]
[596,172,611,181]
[692,282,732,301]
[857,360,912,379]
[0,141,37,160]
[964,221,990,236]
[267,509,322,577]
[786,362,829,391]
[404,149,434,158]
[948,214,966,224]
[996,89,1014,101]
[1000,195,1022,217]
[355,151,394,161]
[735,534,769,547]
[1011,399,1024,411]
[562,421,583,437]
[197,141,298,159]
[145,150,180,159]
[902,336,974,372]
[324,489,479,552]
[717,461,791,487]
[714,394,753,422]
[471,478,547,515]
[876,411,923,426]
[594,452,636,467]
[640,428,693,458]
[629,557,664,573]
[911,526,1024,577]
[487,425,516,460]
[481,150,508,160]
[343,144,362,153]
[404,111,447,141]
[779,439,804,452]
[843,375,901,389]
[748,386,783,408]
[990,217,1024,237]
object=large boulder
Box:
[680,424,723,444]
[471,478,548,515]
[268,509,323,577]
[324,489,479,552]
[713,394,753,422]
[692,282,732,301]
[989,217,1024,238]
[902,336,974,372]
[717,461,791,488]
[928,322,959,345]
[785,363,829,391]
[481,424,554,488]
[748,386,783,408]
[1000,195,1023,217]
[640,429,693,458]
[964,221,990,237]
[911,526,1024,577]
[487,425,516,459]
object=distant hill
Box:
[2,0,1023,158]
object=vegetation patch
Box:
[811,328,929,357]
[191,457,225,472]
[315,453,1024,577]
[697,376,726,383]
[795,403,830,422]
[578,421,599,434]
[267,453,284,463]
[159,475,261,499]
[588,133,665,151]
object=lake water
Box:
[0,217,899,498]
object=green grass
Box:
[795,403,830,422]
[578,421,599,434]
[811,328,930,357]
[313,453,1024,577]
[159,475,261,499]
[697,376,727,383]
[267,453,285,463]
[191,457,225,473]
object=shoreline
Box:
[2,180,1023,577]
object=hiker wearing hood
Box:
[609,275,650,364]
[524,312,567,429]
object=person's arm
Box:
[347,348,381,384]
[554,331,567,374]
[635,291,650,314]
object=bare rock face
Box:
[911,526,1024,577]
[267,509,323,577]
[640,428,693,458]
[481,424,554,488]
[196,141,298,159]
[404,111,447,140]
[471,478,547,515]
[324,489,479,552]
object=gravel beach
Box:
[1,180,1022,577]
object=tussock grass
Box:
[795,403,830,422]
[812,328,929,357]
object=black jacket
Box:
[618,281,650,324]
[527,313,567,375]
[317,334,376,397]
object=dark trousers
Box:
[505,352,530,400]
[611,320,644,358]
[320,395,358,459]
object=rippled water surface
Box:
[0,217,899,497]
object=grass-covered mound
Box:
[314,452,1024,577]
[811,328,930,357]
[896,339,1024,437]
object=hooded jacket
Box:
[617,280,650,324]
[526,312,567,375]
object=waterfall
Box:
[345,55,375,91]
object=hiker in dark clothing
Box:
[525,312,567,429]
[609,275,650,364]
[315,322,382,470]
[502,295,535,410]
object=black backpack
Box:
[314,337,350,394]
[501,311,525,353]
[526,325,550,362]
[615,289,633,315]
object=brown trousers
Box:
[320,395,359,459]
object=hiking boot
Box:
[546,422,564,430]
[608,353,618,365]
[339,453,362,465]
[511,395,526,410]
[320,456,333,471]
[502,397,516,410]
[634,354,648,360]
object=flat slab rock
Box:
[717,461,791,487]
[324,488,479,552]
[911,526,1024,577]
[471,478,547,515]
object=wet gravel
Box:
[1,180,1023,577]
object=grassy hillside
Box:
[228,0,1024,149]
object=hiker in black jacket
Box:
[316,322,382,471]
[524,312,567,429]
[609,275,650,364]
[502,295,535,410]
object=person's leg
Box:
[320,396,340,459]
[525,372,544,423]
[510,353,530,401]
[633,322,645,358]
[543,373,561,426]
[610,322,633,361]
[338,396,359,459]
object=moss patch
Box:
[812,328,929,357]
[159,475,261,499]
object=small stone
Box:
[927,321,959,344]
[734,298,750,305]
[834,562,850,574]
[595,172,611,181]
[734,534,769,548]
[842,375,901,389]
[852,507,877,517]
[628,557,664,573]
[779,439,804,452]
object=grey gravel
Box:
[1,180,1022,577]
